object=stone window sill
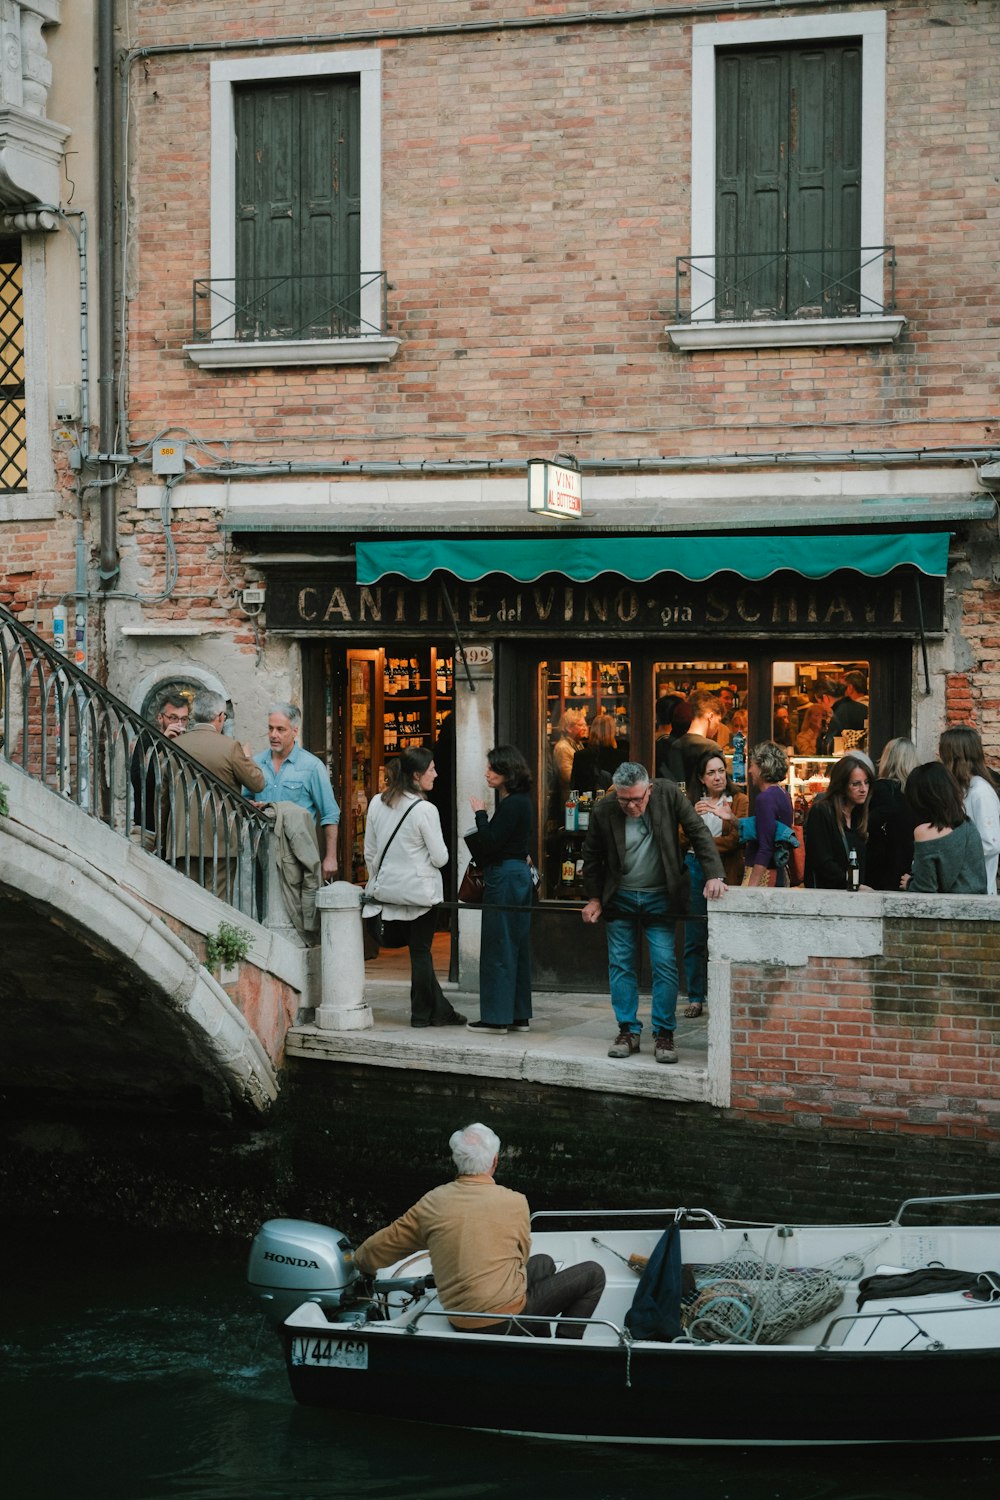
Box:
[184,335,401,370]
[665,316,906,351]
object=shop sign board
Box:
[527,458,582,519]
[266,570,943,638]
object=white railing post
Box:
[314,881,372,1030]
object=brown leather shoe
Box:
[608,1029,640,1058]
[654,1031,678,1064]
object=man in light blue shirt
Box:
[250,702,340,880]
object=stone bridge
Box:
[0,766,308,1119]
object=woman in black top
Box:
[464,745,535,1034]
[804,754,874,890]
[865,737,918,890]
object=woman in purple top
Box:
[744,741,794,887]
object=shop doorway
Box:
[534,651,749,902]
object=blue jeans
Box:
[604,888,678,1035]
[683,852,707,1007]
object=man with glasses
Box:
[581,762,727,1064]
[129,690,191,851]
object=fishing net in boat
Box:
[682,1233,864,1345]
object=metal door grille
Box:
[0,258,26,490]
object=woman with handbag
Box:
[364,747,466,1028]
[464,745,536,1035]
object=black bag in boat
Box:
[857,1266,1000,1309]
[624,1223,682,1341]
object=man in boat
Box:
[581,761,727,1064]
[352,1122,606,1338]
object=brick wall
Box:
[728,918,1000,1143]
[121,0,995,459]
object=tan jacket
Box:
[170,724,265,858]
[354,1176,531,1330]
[271,801,322,937]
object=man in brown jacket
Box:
[171,689,264,898]
[582,762,727,1065]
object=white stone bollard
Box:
[314,882,373,1030]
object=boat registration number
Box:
[290,1336,368,1370]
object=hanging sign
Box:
[527,457,582,519]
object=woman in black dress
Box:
[464,745,535,1035]
[865,737,918,890]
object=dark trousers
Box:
[479,859,533,1025]
[477,1253,606,1339]
[407,907,460,1025]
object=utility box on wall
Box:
[152,441,186,475]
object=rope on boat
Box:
[682,1230,866,1345]
[621,1329,633,1388]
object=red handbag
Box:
[458,861,485,903]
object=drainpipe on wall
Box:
[97,0,119,587]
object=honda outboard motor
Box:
[248,1218,360,1328]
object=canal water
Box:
[3,1225,994,1499]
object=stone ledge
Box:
[287,1021,709,1102]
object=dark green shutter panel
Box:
[715,41,861,319]
[234,77,361,339]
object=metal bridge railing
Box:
[0,604,270,919]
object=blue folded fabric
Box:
[737,816,800,849]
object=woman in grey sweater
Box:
[901,762,988,894]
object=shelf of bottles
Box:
[344,646,454,891]
[555,789,606,898]
[547,659,631,746]
[382,650,453,754]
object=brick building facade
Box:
[1,3,999,991]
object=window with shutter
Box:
[668,10,902,351]
[189,49,398,369]
[715,41,861,321]
[234,77,361,341]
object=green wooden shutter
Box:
[715,41,861,320]
[234,77,361,340]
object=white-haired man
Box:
[353,1123,605,1337]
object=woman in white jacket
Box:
[365,746,466,1027]
[939,726,1000,894]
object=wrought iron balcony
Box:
[190,271,389,345]
[673,246,897,324]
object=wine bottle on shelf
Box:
[436,658,447,694]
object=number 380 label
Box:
[291,1335,368,1370]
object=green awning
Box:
[355,533,950,584]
